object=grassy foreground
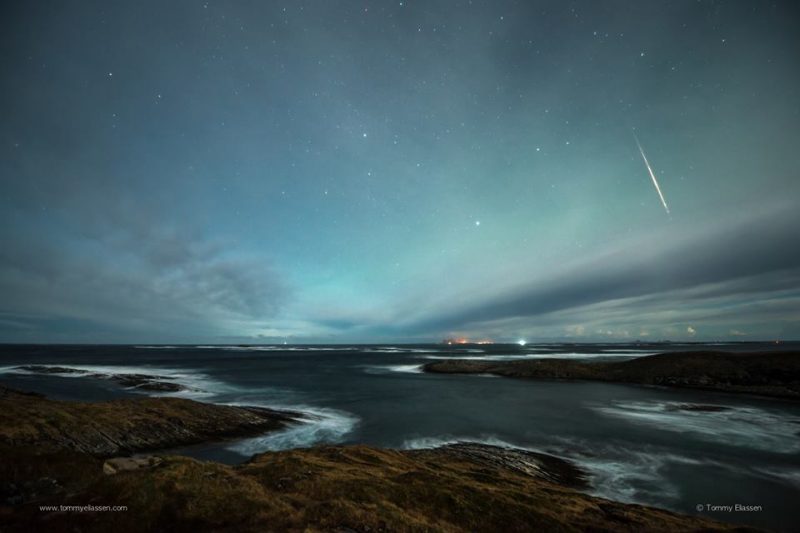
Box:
[0,385,757,532]
[1,445,756,532]
[0,386,298,456]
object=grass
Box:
[2,445,757,532]
[0,386,296,456]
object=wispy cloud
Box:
[0,199,288,342]
[376,205,800,340]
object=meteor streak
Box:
[633,132,670,215]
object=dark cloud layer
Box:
[0,199,287,341]
[394,206,800,338]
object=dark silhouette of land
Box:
[424,351,800,399]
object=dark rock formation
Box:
[103,456,163,475]
[16,365,85,374]
[16,365,190,392]
[424,351,800,399]
[108,374,186,392]
[413,442,589,488]
[0,385,300,457]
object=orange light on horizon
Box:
[444,337,494,345]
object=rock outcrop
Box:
[424,351,800,399]
[103,456,163,475]
[16,365,189,392]
[0,385,299,456]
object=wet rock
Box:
[422,442,588,489]
[110,375,186,392]
[14,365,189,393]
[103,456,163,475]
[0,386,301,457]
[16,365,85,375]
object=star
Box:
[475,220,481,226]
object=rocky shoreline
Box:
[0,385,300,456]
[424,351,800,400]
[15,365,191,392]
[409,441,589,489]
[0,384,757,532]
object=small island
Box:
[424,351,800,400]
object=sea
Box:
[1,342,798,531]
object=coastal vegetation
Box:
[0,384,753,532]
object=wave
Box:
[227,405,359,454]
[400,434,664,500]
[402,435,523,450]
[192,345,361,352]
[368,347,443,353]
[0,364,236,399]
[448,433,696,507]
[568,442,800,503]
[133,345,182,349]
[561,443,691,504]
[598,349,658,354]
[400,433,800,509]
[752,466,800,489]
[593,400,800,453]
[360,364,424,374]
[360,364,501,377]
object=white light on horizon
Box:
[517,339,527,346]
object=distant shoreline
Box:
[424,350,800,400]
[0,340,797,346]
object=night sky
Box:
[1,1,798,343]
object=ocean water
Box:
[1,342,798,531]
